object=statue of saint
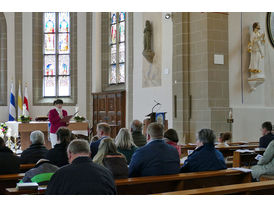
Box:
[248,22,265,79]
[143,20,155,63]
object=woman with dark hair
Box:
[164,129,181,156]
[45,127,74,167]
[180,129,226,173]
[48,99,69,148]
[215,132,232,148]
[0,137,20,175]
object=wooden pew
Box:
[5,169,251,195]
[155,180,274,195]
[0,173,24,194]
[233,149,265,168]
[115,169,251,195]
[20,164,36,173]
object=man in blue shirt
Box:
[129,122,180,177]
[90,123,111,159]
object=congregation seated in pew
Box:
[129,122,180,177]
[20,130,48,164]
[130,120,147,147]
[20,159,59,185]
[115,128,138,164]
[0,137,20,175]
[46,139,116,195]
[90,123,112,159]
[93,137,128,179]
[164,128,181,156]
[45,127,75,167]
[259,121,274,149]
[180,129,227,173]
[215,132,232,148]
[251,139,274,181]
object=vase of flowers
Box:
[19,115,31,123]
[0,123,8,138]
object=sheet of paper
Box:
[236,149,254,153]
[255,154,263,161]
[229,167,253,173]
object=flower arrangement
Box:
[19,115,31,123]
[74,116,85,122]
[0,123,8,137]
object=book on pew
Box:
[16,182,38,190]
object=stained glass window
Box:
[43,12,71,97]
[109,12,126,85]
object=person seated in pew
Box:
[251,140,274,181]
[259,121,274,149]
[164,128,181,156]
[215,132,232,148]
[20,130,48,164]
[180,129,226,173]
[115,128,138,164]
[75,134,90,143]
[0,137,20,175]
[46,139,116,195]
[129,123,180,177]
[45,127,75,167]
[90,135,99,143]
[20,159,59,185]
[90,123,112,159]
[130,120,147,147]
[93,137,128,179]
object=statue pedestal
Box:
[248,77,265,92]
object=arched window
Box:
[109,12,126,85]
[43,12,71,97]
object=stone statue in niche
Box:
[248,22,266,92]
[143,20,155,63]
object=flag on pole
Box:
[18,82,23,120]
[23,84,29,117]
[9,82,16,121]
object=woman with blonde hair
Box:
[93,137,128,179]
[115,128,138,164]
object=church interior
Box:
[1,3,274,198]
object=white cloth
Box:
[55,108,63,119]
[50,133,58,148]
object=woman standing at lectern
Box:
[48,99,68,148]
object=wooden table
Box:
[233,148,265,168]
[19,121,89,150]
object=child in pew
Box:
[215,132,232,148]
[164,129,181,156]
[20,159,59,185]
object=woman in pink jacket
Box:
[48,99,68,148]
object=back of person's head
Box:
[67,139,90,155]
[262,121,272,132]
[91,135,99,143]
[30,130,45,145]
[197,129,216,145]
[115,128,136,150]
[131,120,143,133]
[147,122,164,140]
[164,129,179,143]
[219,132,232,143]
[0,137,5,148]
[56,127,72,146]
[75,134,90,143]
[93,137,118,165]
[97,123,111,137]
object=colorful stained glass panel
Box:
[119,12,125,21]
[111,12,116,24]
[119,22,125,42]
[44,13,55,33]
[119,43,125,63]
[111,24,117,44]
[44,55,56,75]
[59,55,70,75]
[109,65,117,84]
[58,76,70,96]
[44,34,55,54]
[44,77,56,97]
[111,45,116,64]
[59,12,70,32]
[118,64,125,83]
[58,34,70,54]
